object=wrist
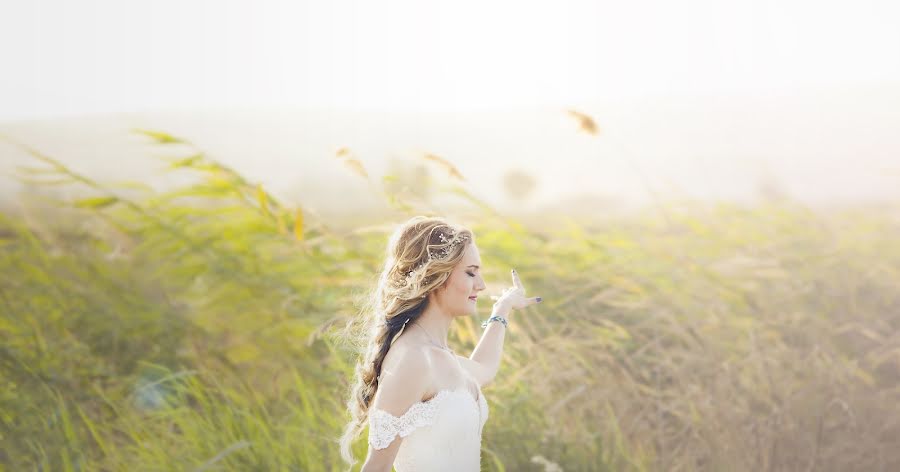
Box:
[481,313,509,329]
[492,303,511,318]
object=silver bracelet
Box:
[481,314,508,328]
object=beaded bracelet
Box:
[481,314,508,328]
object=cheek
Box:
[455,276,472,295]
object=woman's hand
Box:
[490,268,542,317]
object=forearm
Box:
[360,461,391,472]
[469,305,510,379]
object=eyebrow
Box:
[467,265,480,269]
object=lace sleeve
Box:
[368,401,439,450]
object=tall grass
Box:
[1,130,899,471]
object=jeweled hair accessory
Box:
[402,229,470,284]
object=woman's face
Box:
[433,242,486,317]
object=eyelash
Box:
[467,272,476,277]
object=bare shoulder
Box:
[372,342,437,416]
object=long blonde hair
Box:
[336,216,473,466]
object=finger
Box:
[511,268,523,289]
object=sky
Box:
[2,0,900,120]
[2,0,899,214]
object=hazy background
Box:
[4,1,900,471]
[3,0,899,215]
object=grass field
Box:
[2,131,899,471]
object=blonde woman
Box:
[338,216,543,471]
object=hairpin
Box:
[402,230,469,282]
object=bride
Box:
[338,216,542,471]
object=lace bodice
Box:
[368,384,489,471]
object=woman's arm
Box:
[360,347,432,471]
[467,305,511,385]
[466,269,541,385]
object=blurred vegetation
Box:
[1,129,899,472]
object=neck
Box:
[414,296,453,347]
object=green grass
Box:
[2,132,899,471]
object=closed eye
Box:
[466,272,475,277]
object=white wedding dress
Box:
[368,381,489,471]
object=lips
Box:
[468,296,478,301]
